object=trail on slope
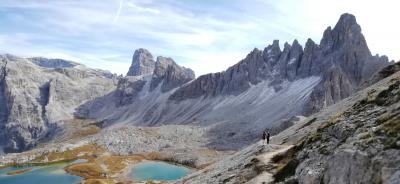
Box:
[247,144,293,184]
[175,142,293,184]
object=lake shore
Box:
[6,168,32,176]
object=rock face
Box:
[150,56,195,92]
[278,67,400,184]
[126,48,156,76]
[362,60,398,87]
[0,54,117,153]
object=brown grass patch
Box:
[59,119,102,142]
[6,168,32,175]
[65,162,106,179]
[82,179,117,184]
[31,144,106,163]
[95,155,144,174]
[65,154,145,181]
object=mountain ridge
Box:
[75,13,391,150]
[170,13,390,114]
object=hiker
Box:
[262,129,271,145]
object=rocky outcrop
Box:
[362,60,399,87]
[150,56,195,92]
[123,49,196,98]
[126,48,155,76]
[285,70,400,184]
[0,55,117,153]
[115,77,147,106]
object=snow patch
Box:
[288,58,297,65]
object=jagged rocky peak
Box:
[263,39,281,67]
[273,40,304,81]
[150,56,195,92]
[320,13,388,84]
[126,48,155,76]
[301,13,392,114]
[320,13,369,54]
[28,57,81,68]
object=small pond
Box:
[130,161,191,181]
[0,159,86,184]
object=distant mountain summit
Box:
[126,48,156,76]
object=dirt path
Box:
[247,144,293,184]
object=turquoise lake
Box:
[0,159,85,184]
[130,161,191,181]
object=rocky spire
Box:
[301,13,390,113]
[263,40,281,67]
[297,38,321,78]
[126,48,155,76]
[322,13,372,84]
[320,13,369,55]
[286,39,303,80]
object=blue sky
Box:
[0,0,399,76]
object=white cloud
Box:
[126,1,160,15]
[0,0,399,77]
[113,0,125,22]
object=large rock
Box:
[293,73,400,184]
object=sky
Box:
[0,0,399,76]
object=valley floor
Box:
[0,123,228,184]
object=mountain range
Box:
[0,13,393,153]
